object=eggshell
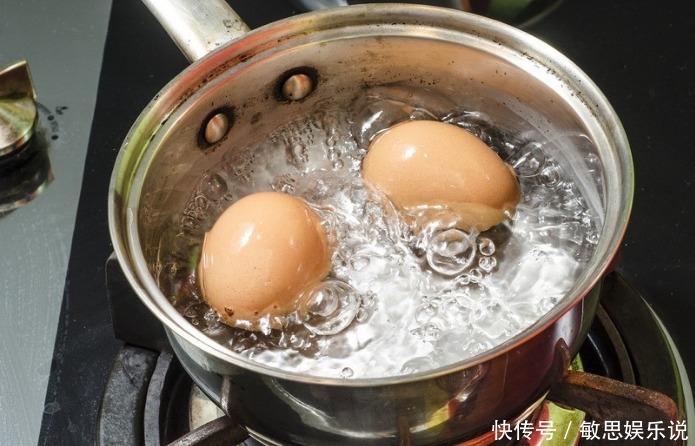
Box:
[197,191,332,330]
[362,120,520,232]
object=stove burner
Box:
[0,60,37,157]
[0,60,54,216]
[98,271,689,445]
[96,346,250,446]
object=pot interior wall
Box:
[137,30,606,274]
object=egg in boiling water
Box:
[362,120,521,232]
[197,191,332,330]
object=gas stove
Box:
[1,1,693,445]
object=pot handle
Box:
[141,0,250,63]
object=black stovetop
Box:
[38,1,694,445]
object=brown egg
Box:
[362,120,521,232]
[197,191,332,330]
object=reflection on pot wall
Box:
[0,126,54,217]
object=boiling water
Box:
[158,84,604,379]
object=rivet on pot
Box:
[282,73,314,101]
[204,112,229,145]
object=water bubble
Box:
[415,303,438,324]
[305,288,338,317]
[257,315,275,336]
[202,309,220,327]
[443,110,501,148]
[539,164,563,188]
[353,103,405,148]
[585,231,600,244]
[401,356,437,374]
[284,331,311,350]
[355,308,371,323]
[360,291,377,308]
[326,132,340,149]
[287,142,309,166]
[353,86,453,147]
[511,141,546,177]
[478,238,495,256]
[456,275,472,287]
[441,298,470,327]
[299,280,360,335]
[226,150,254,183]
[468,268,484,283]
[201,311,229,338]
[340,367,354,378]
[349,255,371,271]
[585,152,601,170]
[478,256,497,273]
[537,295,560,313]
[410,108,437,121]
[199,172,228,201]
[410,322,442,342]
[422,323,442,341]
[195,195,209,210]
[530,248,550,263]
[425,229,476,276]
[272,173,297,193]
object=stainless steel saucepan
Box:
[108,1,633,444]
